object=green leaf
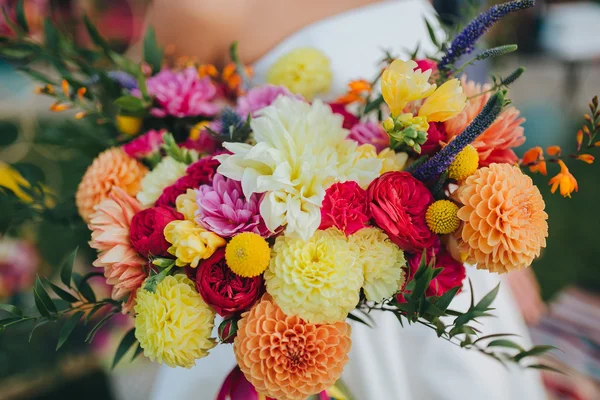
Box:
[487,339,525,352]
[363,95,384,115]
[85,303,107,325]
[473,333,519,345]
[514,345,559,362]
[46,280,78,303]
[424,18,440,48]
[1,6,24,36]
[33,287,50,317]
[131,343,144,362]
[434,286,461,313]
[0,303,23,317]
[18,67,56,85]
[35,276,57,314]
[72,273,97,303]
[60,247,78,288]
[86,310,117,343]
[12,163,45,185]
[526,364,564,374]
[57,311,84,350]
[346,312,373,328]
[112,328,137,369]
[114,95,146,113]
[83,14,111,54]
[29,319,49,342]
[43,19,60,52]
[15,0,28,32]
[143,27,164,74]
[475,283,500,311]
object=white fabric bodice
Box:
[151,1,546,399]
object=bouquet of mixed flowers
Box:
[2,0,600,398]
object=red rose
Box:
[319,182,370,236]
[413,59,438,73]
[421,122,447,155]
[328,102,359,130]
[407,246,466,297]
[367,172,435,252]
[186,156,220,183]
[193,248,264,317]
[130,206,183,257]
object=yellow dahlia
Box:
[234,295,351,400]
[349,227,406,302]
[266,47,332,100]
[134,274,216,368]
[455,163,548,273]
[381,59,436,117]
[164,220,226,267]
[448,144,479,181]
[176,188,198,221]
[225,233,271,278]
[137,157,187,207]
[426,200,460,235]
[418,78,466,122]
[264,228,363,323]
[76,148,148,222]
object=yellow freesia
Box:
[381,59,436,117]
[418,79,466,122]
[164,220,225,267]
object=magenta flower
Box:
[122,129,166,159]
[349,121,390,152]
[0,238,38,299]
[236,84,302,117]
[141,67,220,118]
[195,174,270,237]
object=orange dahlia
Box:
[445,77,525,166]
[89,187,147,312]
[76,148,148,222]
[454,163,548,273]
[234,295,351,400]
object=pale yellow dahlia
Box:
[349,227,406,302]
[137,157,187,207]
[134,274,216,368]
[264,228,363,324]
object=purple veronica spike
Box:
[86,71,138,90]
[438,0,535,73]
[412,91,505,182]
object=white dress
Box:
[151,1,547,399]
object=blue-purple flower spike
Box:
[438,0,535,73]
[412,91,505,182]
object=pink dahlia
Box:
[122,129,165,159]
[236,85,302,117]
[196,174,270,237]
[88,187,147,312]
[348,121,389,152]
[142,67,220,118]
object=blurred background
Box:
[0,0,599,399]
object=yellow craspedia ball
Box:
[116,114,143,136]
[134,274,216,368]
[225,232,271,277]
[426,200,460,235]
[448,144,479,181]
[266,47,332,100]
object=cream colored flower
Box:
[379,148,409,173]
[381,59,436,116]
[176,189,198,221]
[418,79,466,122]
[137,157,187,207]
[164,220,226,267]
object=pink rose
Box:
[319,182,370,236]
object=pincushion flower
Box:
[196,174,270,237]
[134,274,216,368]
[176,189,199,221]
[225,233,271,278]
[349,121,390,152]
[236,84,302,117]
[76,148,148,222]
[367,172,436,252]
[455,163,548,273]
[141,67,219,117]
[265,228,363,323]
[407,247,466,297]
[266,47,332,100]
[191,248,263,316]
[381,59,436,117]
[122,129,165,159]
[418,79,466,122]
[349,227,406,302]
[319,181,370,236]
[234,295,351,400]
[216,97,381,241]
[130,206,183,257]
[88,188,147,311]
[137,157,187,207]
[445,77,525,166]
[164,220,226,267]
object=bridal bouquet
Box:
[2,1,598,399]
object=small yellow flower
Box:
[164,220,226,267]
[418,79,466,122]
[549,160,578,197]
[267,47,332,100]
[190,121,211,141]
[395,113,430,133]
[381,59,436,117]
[448,144,479,181]
[225,232,271,277]
[116,114,143,136]
[176,189,199,221]
[426,200,460,235]
[356,144,379,159]
[379,148,409,173]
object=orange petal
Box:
[546,145,561,156]
[61,79,69,97]
[522,147,543,165]
[577,154,594,164]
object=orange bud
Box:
[522,147,543,165]
[577,130,583,151]
[50,102,70,112]
[61,79,69,97]
[546,145,561,156]
[529,161,547,176]
[75,111,87,120]
[583,125,591,137]
[584,114,593,124]
[348,79,372,94]
[45,84,54,94]
[594,141,600,147]
[77,87,87,100]
[577,154,594,164]
[198,64,218,78]
[34,86,43,94]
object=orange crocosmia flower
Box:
[530,161,547,176]
[335,79,372,104]
[198,64,218,79]
[61,79,69,96]
[546,146,561,156]
[335,92,363,104]
[577,130,584,151]
[50,102,70,112]
[577,154,595,164]
[77,87,87,100]
[522,146,543,165]
[549,160,578,197]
